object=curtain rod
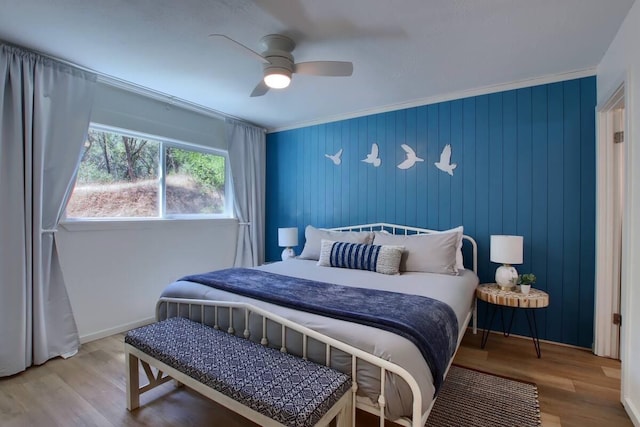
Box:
[1,39,265,131]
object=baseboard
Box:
[623,397,640,426]
[79,317,155,343]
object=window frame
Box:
[63,123,234,223]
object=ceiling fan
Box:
[210,34,354,97]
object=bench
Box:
[125,316,353,427]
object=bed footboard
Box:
[156,297,427,427]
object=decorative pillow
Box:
[372,230,460,275]
[317,240,403,275]
[298,225,374,261]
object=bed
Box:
[158,223,478,426]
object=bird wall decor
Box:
[362,143,381,167]
[434,144,457,176]
[322,143,456,173]
[325,149,343,165]
[397,144,424,169]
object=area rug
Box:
[425,365,541,427]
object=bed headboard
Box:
[329,223,478,274]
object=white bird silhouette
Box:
[434,144,457,176]
[325,148,343,165]
[397,144,424,169]
[362,143,381,167]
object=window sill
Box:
[60,217,238,232]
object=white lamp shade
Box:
[278,227,298,247]
[490,235,523,265]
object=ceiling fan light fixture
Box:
[216,33,353,97]
[264,68,291,89]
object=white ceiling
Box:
[0,0,634,131]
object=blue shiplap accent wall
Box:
[265,76,596,348]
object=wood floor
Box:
[0,330,631,427]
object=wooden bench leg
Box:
[335,393,353,427]
[126,352,140,411]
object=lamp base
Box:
[281,247,295,261]
[495,264,518,290]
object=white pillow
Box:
[437,226,465,270]
[373,226,464,270]
[372,229,461,275]
[298,225,374,261]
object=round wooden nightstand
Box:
[476,283,549,358]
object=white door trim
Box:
[594,82,625,359]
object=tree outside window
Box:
[65,127,230,219]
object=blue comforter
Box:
[180,268,458,392]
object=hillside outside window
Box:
[65,125,231,219]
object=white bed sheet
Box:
[160,259,478,420]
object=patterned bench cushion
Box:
[125,317,351,427]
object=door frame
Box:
[594,82,626,359]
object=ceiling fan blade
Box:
[294,61,353,76]
[250,80,270,97]
[209,34,269,64]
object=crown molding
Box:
[267,67,597,133]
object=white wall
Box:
[58,219,237,342]
[57,83,239,342]
[597,2,640,425]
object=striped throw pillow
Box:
[317,240,404,275]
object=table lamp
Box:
[490,235,523,290]
[278,227,298,261]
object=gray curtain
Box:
[226,119,266,267]
[0,44,96,376]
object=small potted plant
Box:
[518,273,536,295]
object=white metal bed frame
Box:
[157,223,477,427]
[327,223,478,426]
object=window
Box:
[65,126,231,219]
